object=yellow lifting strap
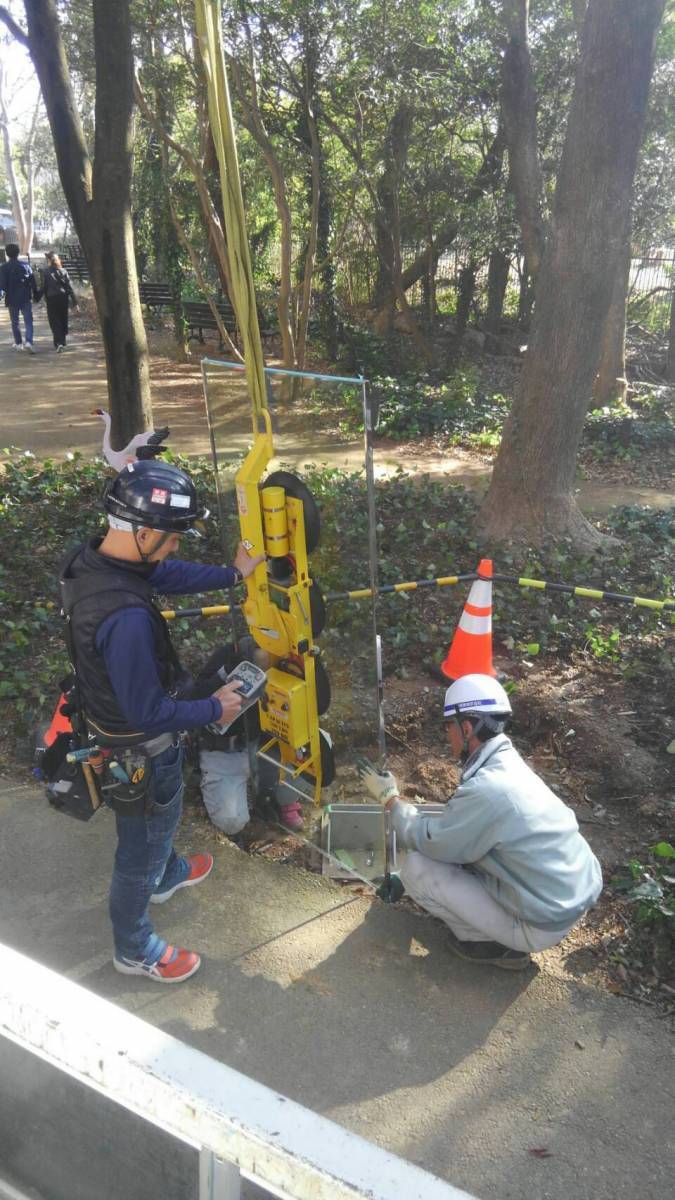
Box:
[194,0,267,428]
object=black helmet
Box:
[103,460,207,532]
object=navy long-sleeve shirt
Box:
[95,559,238,737]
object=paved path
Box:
[1,306,672,514]
[0,778,671,1200]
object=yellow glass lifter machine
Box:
[195,0,333,803]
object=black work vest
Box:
[59,539,181,745]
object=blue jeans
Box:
[109,742,188,963]
[8,301,34,346]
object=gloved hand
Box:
[355,756,399,805]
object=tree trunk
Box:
[593,239,630,406]
[316,155,338,358]
[479,0,665,550]
[22,0,152,447]
[228,53,296,367]
[517,266,534,327]
[665,286,675,384]
[372,125,505,326]
[295,26,321,371]
[501,1,545,278]
[485,249,510,334]
[87,0,152,446]
[455,261,477,341]
[0,62,28,251]
[371,103,433,362]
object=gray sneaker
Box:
[13,342,23,351]
[445,933,533,971]
[25,343,36,355]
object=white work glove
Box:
[356,756,399,805]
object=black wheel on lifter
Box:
[309,581,326,638]
[263,470,321,554]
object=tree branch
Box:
[0,5,28,45]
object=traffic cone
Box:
[441,559,496,680]
[44,693,73,747]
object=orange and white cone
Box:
[441,559,496,680]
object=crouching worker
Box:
[190,639,306,835]
[189,639,267,838]
[59,460,263,983]
[358,674,602,971]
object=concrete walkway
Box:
[0,778,671,1200]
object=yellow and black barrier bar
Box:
[323,573,478,602]
[162,604,233,620]
[160,572,673,620]
[493,574,674,612]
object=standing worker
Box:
[42,251,79,351]
[0,243,40,353]
[358,675,602,970]
[60,459,264,983]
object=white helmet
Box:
[443,674,512,722]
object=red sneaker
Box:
[150,852,214,905]
[113,944,201,983]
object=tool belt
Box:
[141,731,178,758]
[200,727,248,754]
[103,736,181,816]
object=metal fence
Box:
[0,942,475,1200]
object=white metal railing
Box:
[0,942,476,1200]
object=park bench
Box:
[183,297,277,348]
[139,280,174,312]
[59,254,90,283]
[183,298,238,346]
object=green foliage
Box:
[612,844,675,934]
[339,365,511,443]
[0,450,671,742]
[583,389,675,461]
[583,623,621,661]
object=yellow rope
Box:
[194,0,267,427]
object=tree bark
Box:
[479,0,666,550]
[593,238,630,406]
[20,0,152,447]
[485,249,510,334]
[88,0,152,444]
[501,0,545,279]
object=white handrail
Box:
[0,942,475,1200]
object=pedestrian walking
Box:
[42,251,79,351]
[0,243,40,353]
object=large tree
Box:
[479,0,666,549]
[0,0,152,448]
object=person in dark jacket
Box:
[0,243,39,353]
[42,251,79,351]
[59,459,264,983]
